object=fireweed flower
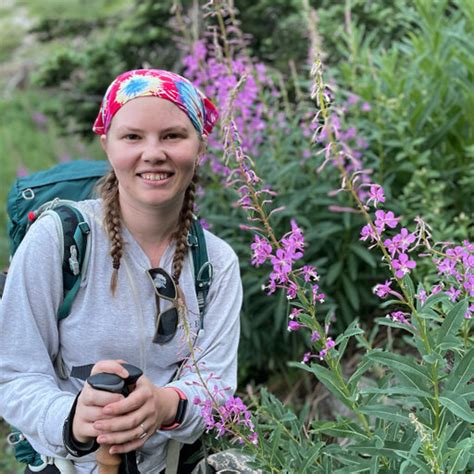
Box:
[360,224,378,243]
[393,228,417,253]
[388,311,413,327]
[270,249,293,283]
[251,235,273,266]
[302,265,320,282]
[288,320,304,332]
[445,286,461,303]
[373,280,393,298]
[392,253,417,278]
[289,308,303,319]
[374,210,400,233]
[367,184,385,208]
[196,395,258,444]
[319,337,335,360]
[416,289,427,305]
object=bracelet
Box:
[63,394,99,457]
[160,387,188,431]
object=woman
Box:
[0,69,242,473]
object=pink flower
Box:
[288,320,303,332]
[289,308,302,320]
[374,210,400,233]
[388,311,412,327]
[250,235,273,266]
[416,289,427,305]
[367,184,385,207]
[373,280,392,298]
[302,265,319,282]
[392,253,416,278]
[445,286,461,302]
[360,224,377,242]
[393,228,416,253]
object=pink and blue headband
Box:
[92,69,218,136]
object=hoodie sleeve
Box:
[0,215,76,457]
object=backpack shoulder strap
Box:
[188,218,213,326]
[51,204,90,320]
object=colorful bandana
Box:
[92,69,218,136]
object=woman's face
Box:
[101,97,202,214]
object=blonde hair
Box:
[98,169,197,294]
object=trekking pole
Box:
[87,364,143,474]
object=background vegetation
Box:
[0,0,472,472]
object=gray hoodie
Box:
[0,199,242,473]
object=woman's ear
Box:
[100,134,108,153]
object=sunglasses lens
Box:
[148,268,176,300]
[153,307,178,344]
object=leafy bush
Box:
[333,0,474,241]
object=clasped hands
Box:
[72,360,179,454]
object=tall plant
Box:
[186,1,474,472]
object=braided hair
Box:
[171,174,197,283]
[98,169,124,294]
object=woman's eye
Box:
[124,134,140,140]
[164,133,183,140]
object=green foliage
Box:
[334,0,474,241]
[33,0,178,136]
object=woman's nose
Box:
[142,139,166,162]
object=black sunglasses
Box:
[146,268,179,344]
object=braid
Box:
[98,169,123,295]
[171,174,197,284]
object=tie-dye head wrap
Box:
[92,69,218,136]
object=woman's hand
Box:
[72,360,129,444]
[92,377,180,454]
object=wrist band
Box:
[63,394,99,457]
[160,387,188,431]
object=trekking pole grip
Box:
[87,364,143,474]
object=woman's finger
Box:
[90,359,129,378]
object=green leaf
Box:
[349,440,414,459]
[422,291,449,309]
[335,320,365,345]
[367,351,431,387]
[349,243,377,268]
[299,442,324,473]
[376,318,416,334]
[342,274,360,311]
[359,405,411,424]
[444,347,474,392]
[458,385,474,402]
[326,261,343,286]
[437,299,468,345]
[312,420,370,441]
[302,362,354,408]
[447,437,474,472]
[348,358,374,388]
[439,390,474,423]
[360,386,433,400]
[401,274,415,302]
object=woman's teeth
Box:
[141,173,170,181]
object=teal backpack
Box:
[3,159,212,471]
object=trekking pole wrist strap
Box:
[63,393,99,457]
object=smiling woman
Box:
[101,97,202,220]
[0,69,242,474]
